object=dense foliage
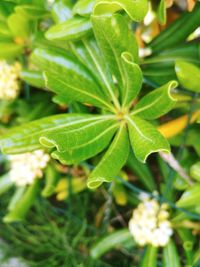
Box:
[0,0,200,266]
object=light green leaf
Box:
[132,81,177,119]
[3,180,40,223]
[87,123,129,189]
[93,0,148,22]
[163,240,181,267]
[14,5,49,19]
[0,42,23,59]
[156,0,166,25]
[176,183,200,208]
[0,114,88,154]
[7,12,31,39]
[175,61,200,92]
[51,123,119,164]
[121,52,143,107]
[92,13,138,93]
[45,16,92,41]
[73,0,94,17]
[81,38,117,102]
[190,162,200,182]
[90,229,134,259]
[0,174,13,195]
[20,70,45,89]
[40,115,116,151]
[32,48,112,110]
[141,245,158,267]
[52,0,73,23]
[127,115,170,162]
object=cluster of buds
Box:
[9,150,50,186]
[129,193,173,247]
[0,60,21,100]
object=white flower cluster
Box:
[9,150,50,186]
[129,193,173,247]
[0,60,21,100]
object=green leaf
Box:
[0,174,13,195]
[0,114,88,154]
[90,229,134,259]
[20,70,45,89]
[7,12,31,39]
[52,0,73,23]
[87,123,129,189]
[93,0,148,22]
[176,183,200,208]
[40,115,116,151]
[73,0,94,17]
[45,16,92,41]
[92,13,138,93]
[132,81,177,119]
[0,42,23,59]
[190,162,200,182]
[127,115,170,162]
[121,52,143,107]
[80,38,117,102]
[14,5,49,19]
[42,166,59,197]
[156,0,166,25]
[175,61,200,92]
[32,47,112,110]
[149,3,200,52]
[163,240,181,267]
[3,180,40,223]
[51,122,119,164]
[140,245,158,267]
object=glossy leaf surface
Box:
[88,124,129,188]
[127,115,170,162]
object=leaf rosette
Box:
[0,1,178,189]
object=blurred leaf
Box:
[190,162,200,182]
[3,179,40,223]
[73,0,94,17]
[0,42,23,58]
[176,183,200,208]
[45,16,92,41]
[7,12,31,39]
[52,0,73,23]
[93,0,148,22]
[90,229,134,259]
[127,151,156,191]
[163,240,181,267]
[0,174,13,195]
[175,61,200,92]
[20,70,45,89]
[149,3,200,52]
[140,245,158,267]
